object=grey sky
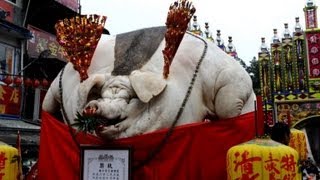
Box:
[81,0,312,65]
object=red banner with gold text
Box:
[0,85,21,117]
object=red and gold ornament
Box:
[55,14,107,82]
[162,0,196,79]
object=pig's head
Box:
[77,70,166,139]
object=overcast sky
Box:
[80,0,313,65]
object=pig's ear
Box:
[129,70,167,103]
[78,74,106,109]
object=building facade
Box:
[0,0,79,175]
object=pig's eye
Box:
[102,87,130,99]
[115,89,130,99]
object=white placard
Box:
[81,147,131,180]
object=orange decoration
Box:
[13,77,22,86]
[33,79,40,88]
[41,79,49,88]
[4,76,13,85]
[55,14,107,82]
[24,78,32,87]
[162,0,196,79]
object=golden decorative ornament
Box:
[55,14,107,82]
[289,128,308,161]
[162,0,196,79]
[227,138,301,180]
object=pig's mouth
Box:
[95,115,126,127]
[75,106,127,133]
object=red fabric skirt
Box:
[37,111,256,180]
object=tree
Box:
[246,56,260,95]
[235,57,247,69]
[234,56,260,95]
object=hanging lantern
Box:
[41,79,49,88]
[227,138,301,179]
[3,76,12,86]
[13,77,22,86]
[33,79,40,88]
[0,142,21,179]
[24,78,32,87]
[289,128,308,161]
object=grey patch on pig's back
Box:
[112,26,166,75]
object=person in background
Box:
[304,158,319,180]
[270,121,291,145]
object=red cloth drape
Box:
[38,111,256,180]
[256,95,265,136]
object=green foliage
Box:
[246,56,261,95]
[72,112,98,133]
[235,56,260,95]
[236,57,248,69]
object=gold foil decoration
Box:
[55,14,107,82]
[162,0,196,79]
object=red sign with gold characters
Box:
[306,31,320,78]
[27,25,67,61]
[0,85,21,117]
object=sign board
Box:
[55,0,79,12]
[80,146,131,180]
[27,25,67,61]
[0,85,21,117]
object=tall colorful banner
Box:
[306,31,320,78]
[0,85,21,117]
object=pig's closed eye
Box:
[115,89,130,99]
